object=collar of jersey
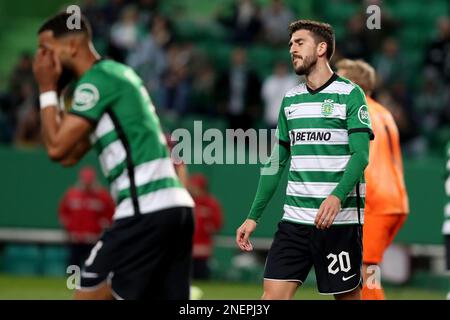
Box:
[306,72,338,95]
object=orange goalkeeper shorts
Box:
[363,214,407,264]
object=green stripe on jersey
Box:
[287,117,346,130]
[285,195,365,209]
[116,177,182,204]
[291,144,350,156]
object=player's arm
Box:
[33,48,93,163]
[236,140,290,251]
[315,133,370,229]
[315,86,373,229]
[41,108,92,161]
[236,98,291,251]
[58,137,92,167]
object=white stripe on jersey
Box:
[284,81,355,98]
[91,113,115,143]
[285,102,347,120]
[285,84,307,97]
[114,187,194,219]
[283,205,363,224]
[290,155,351,172]
[290,128,348,145]
[445,203,450,217]
[286,181,366,198]
[110,158,178,199]
[319,81,355,95]
[98,140,127,176]
[442,220,450,235]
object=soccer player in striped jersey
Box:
[33,13,194,300]
[236,20,374,300]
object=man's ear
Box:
[68,37,80,57]
[317,42,328,58]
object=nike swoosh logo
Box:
[342,274,357,281]
[288,110,294,115]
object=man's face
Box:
[38,31,73,69]
[38,31,77,90]
[289,29,318,76]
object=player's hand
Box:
[236,219,257,252]
[33,48,62,92]
[315,195,341,229]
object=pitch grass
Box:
[0,274,445,300]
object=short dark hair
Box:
[38,12,92,39]
[288,20,335,60]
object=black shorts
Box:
[264,221,363,295]
[79,206,194,300]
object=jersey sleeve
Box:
[346,86,375,140]
[275,97,290,148]
[69,72,118,123]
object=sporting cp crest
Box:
[321,99,334,117]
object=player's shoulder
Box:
[334,75,362,96]
[78,59,124,84]
[284,82,307,99]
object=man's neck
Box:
[305,62,334,90]
[74,45,101,78]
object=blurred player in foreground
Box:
[443,142,450,300]
[33,12,194,300]
[59,166,114,268]
[236,20,373,300]
[336,59,409,300]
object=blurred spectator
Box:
[14,106,41,148]
[14,83,40,149]
[81,0,108,40]
[159,43,193,116]
[190,61,217,116]
[127,15,172,95]
[261,0,294,46]
[376,89,422,155]
[373,38,406,88]
[415,78,448,133]
[424,16,450,83]
[8,52,36,112]
[361,0,400,52]
[339,14,370,61]
[102,0,127,25]
[188,173,223,280]
[137,0,160,27]
[58,166,115,268]
[261,61,298,128]
[217,0,262,44]
[215,47,262,130]
[109,4,140,62]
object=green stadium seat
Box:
[2,244,42,275]
[41,245,68,277]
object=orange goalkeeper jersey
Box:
[364,96,409,215]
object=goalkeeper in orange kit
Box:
[336,59,409,300]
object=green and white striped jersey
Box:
[69,60,194,220]
[443,142,450,235]
[276,73,372,225]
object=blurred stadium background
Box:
[0,0,449,299]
